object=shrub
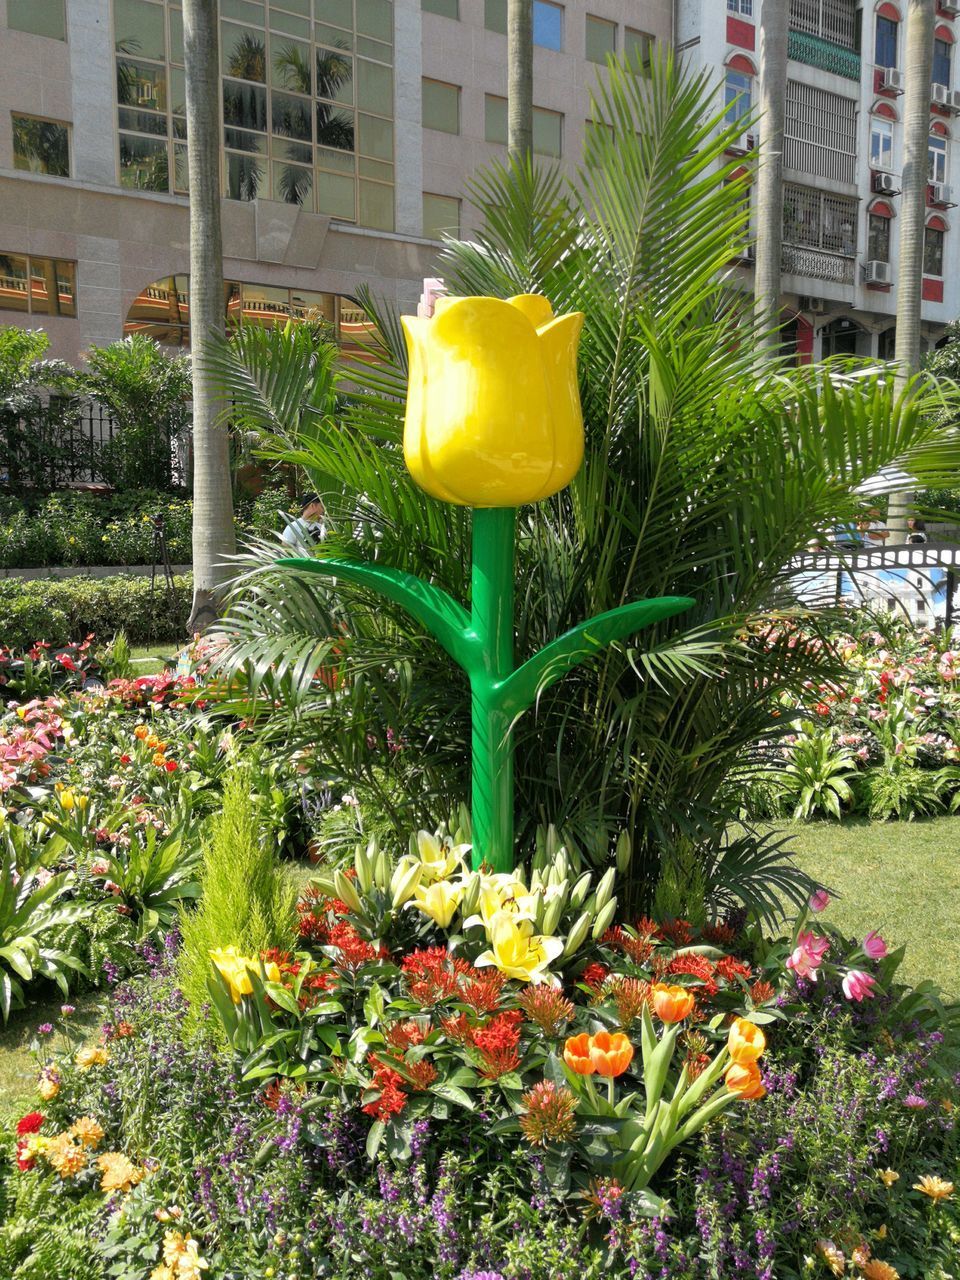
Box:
[0,492,192,569]
[0,575,192,647]
[178,766,296,1016]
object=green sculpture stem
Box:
[468,508,517,873]
[279,523,694,874]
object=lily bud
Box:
[562,911,592,959]
[592,897,618,940]
[333,868,363,916]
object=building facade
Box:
[0,0,957,366]
[0,0,670,363]
[679,0,960,360]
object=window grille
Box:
[784,81,856,183]
[789,0,858,50]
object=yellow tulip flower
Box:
[475,910,564,984]
[413,879,463,930]
[401,294,585,507]
[209,947,281,1003]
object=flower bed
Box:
[744,614,960,821]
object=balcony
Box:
[781,244,856,284]
[787,29,861,79]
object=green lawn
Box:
[772,815,960,1000]
[0,993,102,1125]
[128,643,177,675]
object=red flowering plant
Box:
[0,636,100,704]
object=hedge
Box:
[0,574,193,648]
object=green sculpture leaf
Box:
[496,596,695,717]
[277,556,475,667]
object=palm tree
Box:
[508,0,533,158]
[889,0,937,538]
[204,55,960,915]
[183,0,236,631]
[754,0,789,344]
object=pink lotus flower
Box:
[808,889,831,913]
[863,930,888,960]
[842,969,876,1002]
[786,930,830,980]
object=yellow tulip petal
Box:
[536,312,585,499]
[507,293,555,329]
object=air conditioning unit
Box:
[873,170,900,195]
[941,0,960,16]
[740,244,756,262]
[950,88,960,113]
[880,67,905,93]
[932,82,950,106]
[799,295,826,315]
[864,259,892,285]
[930,181,953,205]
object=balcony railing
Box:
[781,244,856,283]
[789,0,858,49]
[787,29,861,79]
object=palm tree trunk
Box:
[507,0,533,159]
[754,0,789,347]
[184,0,235,633]
[890,0,936,539]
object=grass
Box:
[128,643,177,676]
[0,993,102,1124]
[771,815,960,1001]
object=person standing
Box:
[281,493,327,549]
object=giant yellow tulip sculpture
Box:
[279,295,693,873]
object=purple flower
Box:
[60,1004,75,1017]
[37,1023,53,1035]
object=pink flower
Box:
[786,930,830,981]
[808,889,831,913]
[863,930,888,960]
[842,969,876,1002]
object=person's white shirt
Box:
[280,516,326,548]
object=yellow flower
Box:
[466,874,538,930]
[414,830,467,883]
[59,790,77,811]
[874,1224,888,1241]
[161,1230,209,1278]
[37,1069,60,1100]
[913,1174,955,1201]
[877,1168,899,1188]
[75,1044,110,1071]
[45,1133,86,1178]
[413,878,463,929]
[475,910,564,984]
[97,1150,144,1193]
[209,947,281,1003]
[815,1239,846,1277]
[861,1261,900,1280]
[70,1116,105,1148]
[401,294,585,506]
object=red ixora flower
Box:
[469,1010,524,1080]
[714,955,753,985]
[362,1055,408,1122]
[582,962,610,994]
[665,953,719,997]
[402,947,472,1005]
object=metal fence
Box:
[1,398,190,491]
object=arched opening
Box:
[820,316,869,358]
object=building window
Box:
[124,275,377,355]
[924,225,945,276]
[783,184,858,254]
[933,38,952,88]
[785,80,857,182]
[929,133,948,184]
[112,0,396,231]
[484,94,562,156]
[422,0,459,17]
[423,193,461,240]
[534,1,563,50]
[724,70,752,125]
[869,117,894,171]
[485,0,563,47]
[7,0,66,40]
[0,252,76,317]
[585,15,616,64]
[727,0,753,14]
[875,16,898,68]
[624,28,653,68]
[12,114,70,176]
[790,0,858,48]
[533,106,562,157]
[422,79,460,134]
[868,212,891,262]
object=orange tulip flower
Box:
[727,1017,766,1065]
[563,1032,595,1076]
[588,1030,634,1078]
[724,1060,766,1100]
[133,725,148,740]
[650,983,696,1023]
